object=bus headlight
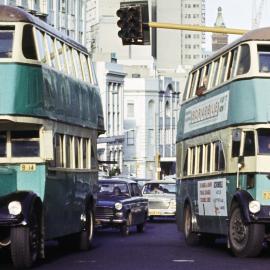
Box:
[249,200,260,214]
[8,201,22,216]
[115,202,123,210]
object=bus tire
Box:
[183,204,200,246]
[10,211,39,268]
[229,204,264,257]
[79,209,94,251]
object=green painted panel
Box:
[0,63,104,131]
[177,78,270,141]
[0,167,17,196]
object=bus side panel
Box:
[43,170,97,240]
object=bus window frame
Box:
[188,72,199,99]
[219,53,229,84]
[236,43,251,76]
[33,27,47,64]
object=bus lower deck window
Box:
[11,130,39,157]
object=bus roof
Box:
[0,5,87,53]
[193,27,270,70]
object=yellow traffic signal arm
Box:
[148,22,248,35]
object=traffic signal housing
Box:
[116,1,150,45]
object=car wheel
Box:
[121,213,132,236]
[79,209,94,251]
[229,204,264,257]
[183,204,200,246]
[10,210,40,268]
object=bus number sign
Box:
[263,192,270,200]
[20,164,36,172]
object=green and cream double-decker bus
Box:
[0,5,104,268]
[176,27,270,257]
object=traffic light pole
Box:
[147,22,248,35]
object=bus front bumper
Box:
[0,210,22,226]
[250,205,270,223]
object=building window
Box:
[127,130,135,145]
[127,102,134,118]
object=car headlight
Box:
[115,202,123,210]
[8,201,22,216]
[249,200,260,214]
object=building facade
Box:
[0,0,86,45]
[123,74,180,179]
[212,7,228,52]
[95,60,126,175]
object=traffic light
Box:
[116,1,150,45]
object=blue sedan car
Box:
[96,178,148,236]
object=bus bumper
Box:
[250,205,270,223]
[0,210,22,226]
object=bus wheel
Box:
[183,204,200,246]
[79,209,94,251]
[229,204,264,257]
[10,211,39,268]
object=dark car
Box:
[95,178,148,235]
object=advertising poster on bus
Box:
[197,178,227,216]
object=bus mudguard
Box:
[0,191,42,226]
[231,190,253,223]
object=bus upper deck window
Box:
[237,44,250,75]
[11,130,39,157]
[0,29,14,58]
[0,131,7,157]
[243,131,255,156]
[258,45,270,73]
[258,128,270,154]
[22,25,37,60]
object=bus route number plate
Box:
[20,164,36,172]
[263,192,270,200]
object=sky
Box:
[205,0,270,50]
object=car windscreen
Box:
[98,182,129,196]
[143,183,176,195]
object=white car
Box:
[142,180,176,220]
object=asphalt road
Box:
[2,218,270,269]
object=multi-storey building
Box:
[95,60,126,175]
[212,7,228,52]
[123,72,180,179]
[0,0,86,45]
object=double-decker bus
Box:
[0,5,104,268]
[176,27,270,257]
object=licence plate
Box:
[149,210,161,216]
[20,164,36,172]
[263,192,270,200]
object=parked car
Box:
[130,177,151,189]
[96,178,148,235]
[142,180,176,220]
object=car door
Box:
[130,183,147,224]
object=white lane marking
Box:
[172,259,195,263]
[76,260,96,263]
